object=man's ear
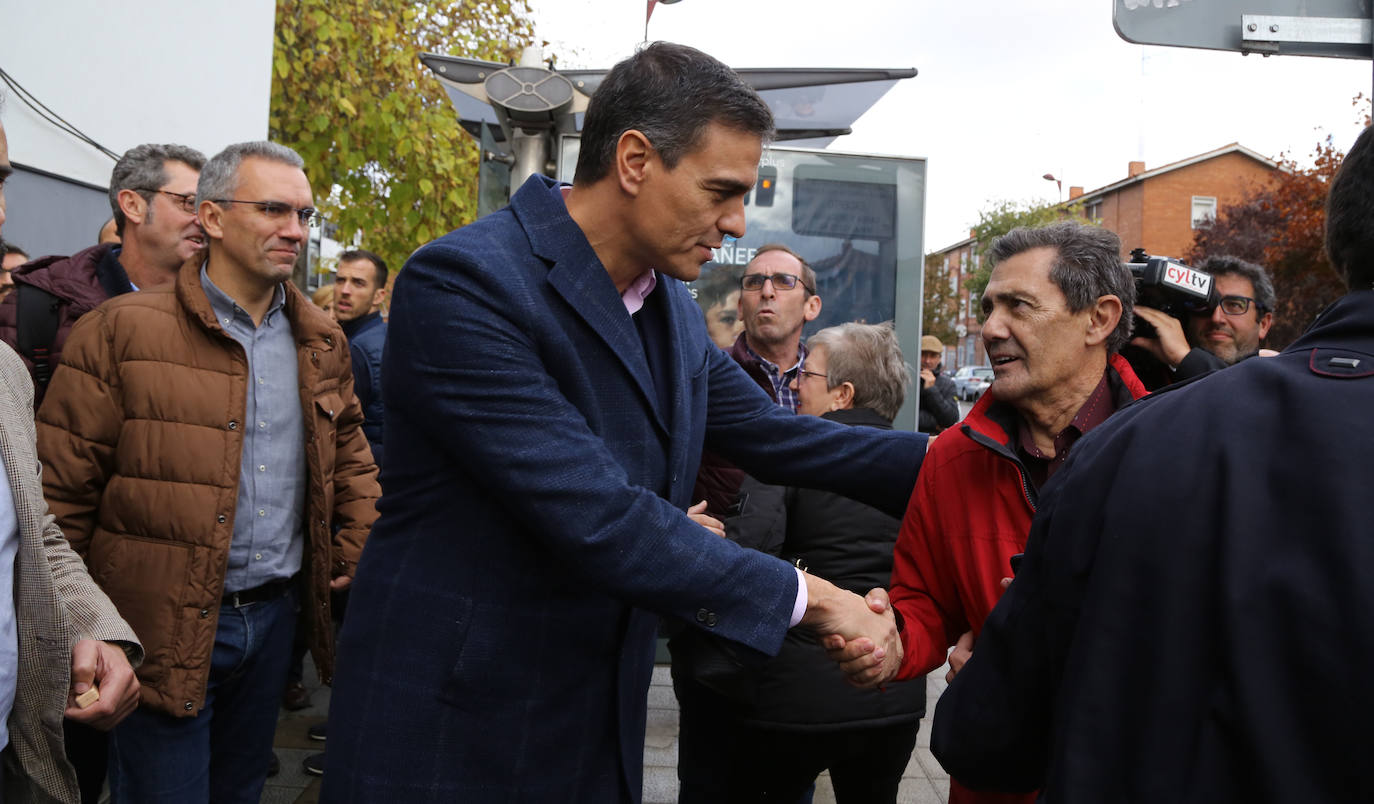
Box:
[1084,295,1123,347]
[615,129,654,197]
[803,292,823,323]
[117,189,148,227]
[1257,311,1274,341]
[197,200,225,240]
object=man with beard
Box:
[1130,255,1274,381]
[0,143,207,401]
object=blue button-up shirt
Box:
[202,267,306,593]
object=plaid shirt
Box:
[742,341,808,413]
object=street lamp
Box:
[1042,172,1063,203]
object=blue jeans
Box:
[107,587,298,804]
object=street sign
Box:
[1114,0,1374,59]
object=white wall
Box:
[0,0,276,186]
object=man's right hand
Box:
[805,576,902,688]
[1129,306,1191,367]
[919,368,936,389]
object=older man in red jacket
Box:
[836,220,1147,804]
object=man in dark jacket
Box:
[333,248,388,465]
[928,125,1374,802]
[0,143,205,400]
[917,334,959,434]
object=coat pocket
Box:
[85,534,192,685]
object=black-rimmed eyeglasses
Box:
[1184,295,1267,316]
[212,199,321,228]
[741,272,814,293]
[138,189,198,214]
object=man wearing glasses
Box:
[733,244,823,412]
[36,141,379,803]
[692,244,822,516]
[1131,255,1275,381]
[0,143,206,403]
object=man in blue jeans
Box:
[36,141,379,803]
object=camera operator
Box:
[1131,255,1274,382]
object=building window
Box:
[1085,200,1101,220]
[1191,196,1217,229]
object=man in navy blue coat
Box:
[323,43,924,802]
[928,124,1374,802]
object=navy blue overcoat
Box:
[324,176,925,802]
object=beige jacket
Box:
[0,342,141,804]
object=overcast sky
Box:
[526,0,1372,251]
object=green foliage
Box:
[964,199,1082,302]
[270,0,534,273]
[922,253,960,344]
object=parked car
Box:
[952,366,994,401]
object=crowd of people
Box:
[0,37,1369,804]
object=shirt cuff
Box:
[788,566,808,627]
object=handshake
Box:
[801,574,903,689]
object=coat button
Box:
[695,608,709,624]
[199,608,210,618]
[216,514,226,524]
[706,613,718,627]
[227,421,238,430]
[184,701,194,711]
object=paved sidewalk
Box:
[642,664,951,804]
[267,659,951,803]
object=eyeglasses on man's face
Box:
[140,189,198,215]
[740,272,813,293]
[212,198,321,228]
[1185,295,1265,317]
[797,369,829,383]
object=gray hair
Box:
[108,143,207,237]
[1198,255,1275,314]
[806,321,911,422]
[989,221,1136,354]
[197,141,305,205]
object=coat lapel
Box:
[513,176,669,437]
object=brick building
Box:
[927,143,1282,369]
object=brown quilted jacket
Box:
[34,258,379,717]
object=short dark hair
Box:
[747,243,817,297]
[573,42,774,185]
[988,221,1135,354]
[2,243,27,261]
[1198,255,1275,314]
[339,249,388,289]
[109,144,206,237]
[1325,125,1374,289]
